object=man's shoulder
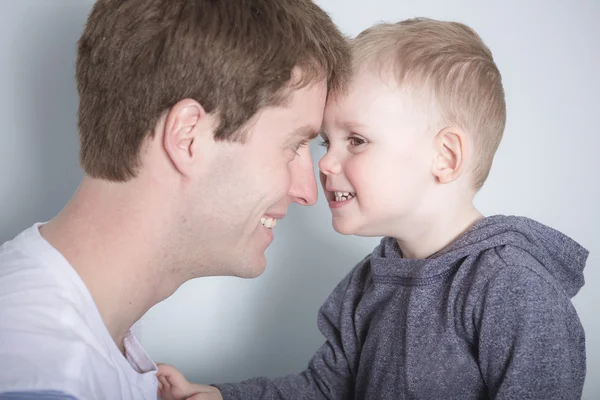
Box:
[0,227,114,394]
[0,224,84,308]
[0,224,53,277]
[0,258,112,382]
[0,227,158,400]
[0,228,75,319]
[0,324,115,399]
[0,280,118,399]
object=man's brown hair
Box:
[76,0,350,181]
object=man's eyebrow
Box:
[289,125,320,140]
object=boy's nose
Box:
[318,150,341,176]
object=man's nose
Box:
[288,147,318,206]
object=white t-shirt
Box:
[0,224,158,400]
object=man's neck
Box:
[40,178,181,352]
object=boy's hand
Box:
[157,363,194,400]
[157,363,223,400]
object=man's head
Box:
[319,18,505,237]
[75,0,350,278]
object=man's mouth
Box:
[260,217,278,229]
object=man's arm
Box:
[475,265,586,399]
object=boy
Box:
[158,18,587,400]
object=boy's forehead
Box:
[323,100,366,134]
[323,70,434,135]
[324,72,384,122]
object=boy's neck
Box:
[395,204,483,259]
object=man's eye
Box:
[319,138,330,148]
[292,139,310,155]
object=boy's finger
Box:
[160,375,170,390]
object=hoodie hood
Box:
[371,215,588,297]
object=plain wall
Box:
[1,0,598,398]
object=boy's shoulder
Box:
[460,239,582,319]
[472,242,558,285]
[467,245,565,301]
[449,215,587,300]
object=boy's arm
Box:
[213,262,367,400]
[475,265,586,399]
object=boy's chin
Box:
[332,218,356,235]
[332,218,385,237]
[332,219,375,236]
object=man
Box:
[0,0,350,398]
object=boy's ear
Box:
[162,99,212,178]
[431,127,466,184]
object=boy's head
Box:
[75,0,350,278]
[320,18,506,237]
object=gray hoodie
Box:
[214,215,588,399]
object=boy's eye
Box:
[349,136,366,146]
[319,138,330,148]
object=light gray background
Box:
[1,0,598,398]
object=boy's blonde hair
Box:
[352,18,506,190]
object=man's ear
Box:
[162,99,210,177]
[431,127,467,184]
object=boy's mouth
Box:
[334,191,356,202]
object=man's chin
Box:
[232,256,267,279]
[238,268,266,279]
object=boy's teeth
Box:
[334,191,355,202]
[260,217,277,229]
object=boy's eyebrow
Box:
[342,121,367,132]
